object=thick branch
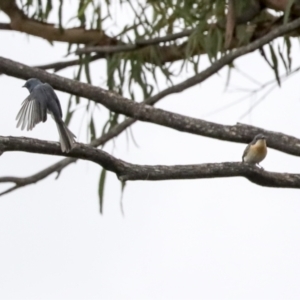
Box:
[3,52,300,156]
[22,30,193,73]
[0,0,200,64]
[0,136,126,173]
[75,29,194,55]
[1,17,300,103]
[0,118,135,196]
[0,22,11,30]
[0,0,195,65]
[1,19,300,155]
[0,0,294,65]
[0,0,116,45]
[1,136,300,189]
[119,162,300,189]
[1,18,300,196]
[34,28,192,71]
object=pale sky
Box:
[0,3,300,300]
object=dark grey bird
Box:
[16,78,76,152]
[242,133,267,167]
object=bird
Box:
[16,78,76,152]
[242,134,267,167]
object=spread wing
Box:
[16,83,63,131]
[43,83,63,119]
[16,90,47,131]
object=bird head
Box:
[22,78,42,92]
[253,133,266,144]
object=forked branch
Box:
[0,136,300,190]
[1,18,300,195]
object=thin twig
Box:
[203,65,300,118]
[1,18,300,195]
[34,54,104,72]
[12,30,193,73]
[75,29,194,55]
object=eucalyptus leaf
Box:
[98,168,107,214]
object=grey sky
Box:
[0,4,300,300]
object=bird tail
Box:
[55,119,76,153]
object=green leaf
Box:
[120,180,126,216]
[44,0,52,20]
[77,0,92,27]
[109,113,119,128]
[58,0,64,32]
[74,61,83,104]
[235,24,253,47]
[284,0,295,25]
[89,117,96,141]
[225,63,234,90]
[64,94,74,125]
[37,0,43,20]
[95,5,102,30]
[98,168,107,214]
[269,44,281,86]
[277,46,288,74]
[83,54,92,84]
[284,36,292,71]
[259,47,273,69]
[101,118,111,137]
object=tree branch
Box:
[0,0,196,65]
[119,162,300,189]
[1,16,300,105]
[34,54,105,72]
[1,136,300,190]
[0,136,125,171]
[75,29,194,55]
[0,0,296,66]
[0,0,117,45]
[0,157,76,196]
[1,18,300,196]
[1,18,300,152]
[0,22,11,30]
[0,116,136,196]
